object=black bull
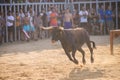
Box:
[42,27,96,65]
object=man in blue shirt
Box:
[98,5,105,35]
[105,6,114,33]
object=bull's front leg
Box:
[64,50,73,61]
[72,48,78,64]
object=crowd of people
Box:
[0,4,119,45]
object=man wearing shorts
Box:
[105,6,114,34]
[98,5,105,35]
[6,11,15,42]
[23,12,30,41]
[64,8,73,29]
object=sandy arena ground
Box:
[0,35,120,80]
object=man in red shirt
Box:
[50,8,58,27]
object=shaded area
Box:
[60,67,104,80]
[0,39,62,57]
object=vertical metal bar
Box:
[17,4,20,41]
[46,3,47,11]
[115,0,118,29]
[21,5,23,11]
[40,4,41,12]
[84,3,86,9]
[1,5,4,43]
[96,0,99,14]
[103,2,106,34]
[109,1,112,9]
[39,4,41,12]
[43,4,44,9]
[79,3,80,11]
[14,4,17,41]
[32,4,34,12]
[25,3,27,12]
[65,0,67,9]
[1,6,3,13]
[35,4,37,13]
[90,1,92,9]
[17,4,19,12]
[5,5,8,42]
[61,4,63,10]
[58,4,60,12]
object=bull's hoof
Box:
[82,59,86,65]
[91,58,94,63]
[74,60,79,64]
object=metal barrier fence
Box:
[0,0,120,43]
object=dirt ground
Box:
[0,35,120,80]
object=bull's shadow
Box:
[60,67,104,80]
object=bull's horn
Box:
[58,26,64,30]
[41,26,53,30]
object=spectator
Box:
[28,7,34,18]
[6,11,15,43]
[50,7,58,27]
[41,9,48,27]
[79,6,89,30]
[89,8,99,35]
[41,9,49,38]
[19,8,25,19]
[16,11,21,40]
[73,10,80,27]
[0,12,5,44]
[98,5,105,35]
[29,12,36,40]
[61,10,65,27]
[46,7,52,26]
[68,0,74,14]
[105,6,114,34]
[23,12,30,41]
[19,8,25,40]
[34,12,43,39]
[57,12,62,26]
[63,8,73,29]
[118,9,120,29]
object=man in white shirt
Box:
[79,7,88,30]
[6,11,15,42]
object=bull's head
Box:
[41,26,63,43]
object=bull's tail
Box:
[90,41,96,49]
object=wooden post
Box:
[110,30,120,55]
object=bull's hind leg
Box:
[86,42,94,63]
[78,48,86,65]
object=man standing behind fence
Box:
[0,12,5,45]
[63,8,73,29]
[105,6,114,34]
[98,5,105,35]
[79,7,88,31]
[6,11,15,43]
[23,12,30,41]
[50,7,58,27]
